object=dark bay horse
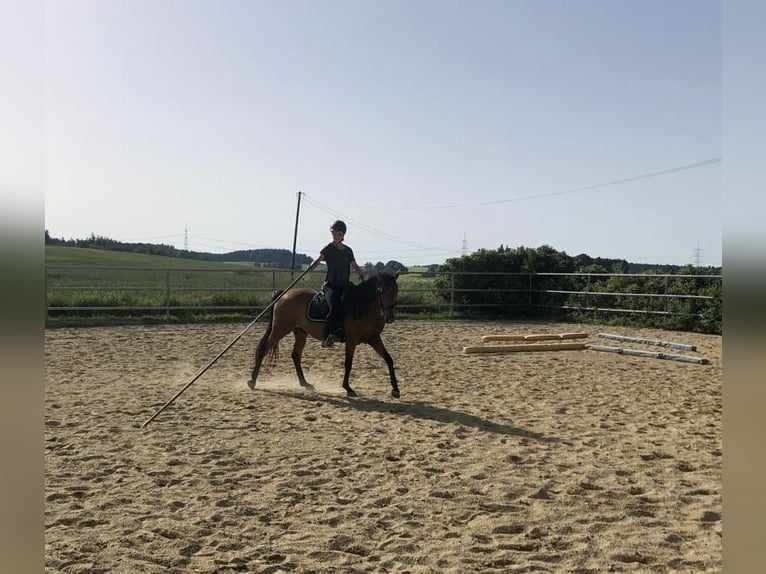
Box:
[247,271,401,398]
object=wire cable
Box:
[302,194,450,251]
[347,157,722,210]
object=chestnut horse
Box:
[247,271,401,398]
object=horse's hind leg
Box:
[248,330,271,390]
[368,334,400,398]
[291,329,315,391]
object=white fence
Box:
[45,266,722,330]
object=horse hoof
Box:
[391,389,400,399]
[346,389,357,398]
[247,379,256,390]
[302,383,315,392]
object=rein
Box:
[349,275,395,319]
[375,277,395,317]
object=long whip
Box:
[141,265,315,428]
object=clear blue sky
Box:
[43,0,722,267]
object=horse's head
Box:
[376,271,400,324]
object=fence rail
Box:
[45,266,722,333]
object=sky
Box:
[42,0,723,267]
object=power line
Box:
[301,194,450,251]
[348,157,722,210]
[188,234,275,250]
[482,157,722,207]
[122,234,184,242]
[301,156,720,258]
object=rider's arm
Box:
[308,253,325,271]
[351,259,366,281]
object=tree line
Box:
[44,233,721,333]
[45,231,312,268]
[435,245,721,334]
[45,230,412,272]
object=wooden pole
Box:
[290,191,302,278]
[587,344,708,364]
[141,264,315,428]
[596,332,696,352]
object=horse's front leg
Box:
[368,335,399,398]
[342,343,358,397]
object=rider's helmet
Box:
[330,220,347,234]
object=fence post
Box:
[44,266,48,319]
[528,274,533,314]
[664,275,669,314]
[585,273,591,311]
[449,273,455,318]
[165,271,171,319]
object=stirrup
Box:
[321,335,334,348]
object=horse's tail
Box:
[257,290,282,362]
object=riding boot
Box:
[321,324,334,348]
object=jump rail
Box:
[463,342,587,354]
[586,344,708,365]
[597,332,696,352]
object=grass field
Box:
[46,247,719,332]
[45,246,445,323]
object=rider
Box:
[307,220,366,348]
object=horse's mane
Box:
[344,275,380,319]
[345,272,399,320]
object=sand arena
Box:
[45,320,721,573]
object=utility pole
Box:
[461,233,468,257]
[184,221,188,251]
[291,191,302,278]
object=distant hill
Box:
[45,231,312,269]
[572,252,693,274]
[45,231,721,274]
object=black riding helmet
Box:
[330,220,347,234]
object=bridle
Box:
[376,277,397,318]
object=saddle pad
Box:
[306,291,328,322]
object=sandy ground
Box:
[45,320,722,573]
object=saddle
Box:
[306,289,346,342]
[306,290,329,322]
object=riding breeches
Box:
[323,283,345,337]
